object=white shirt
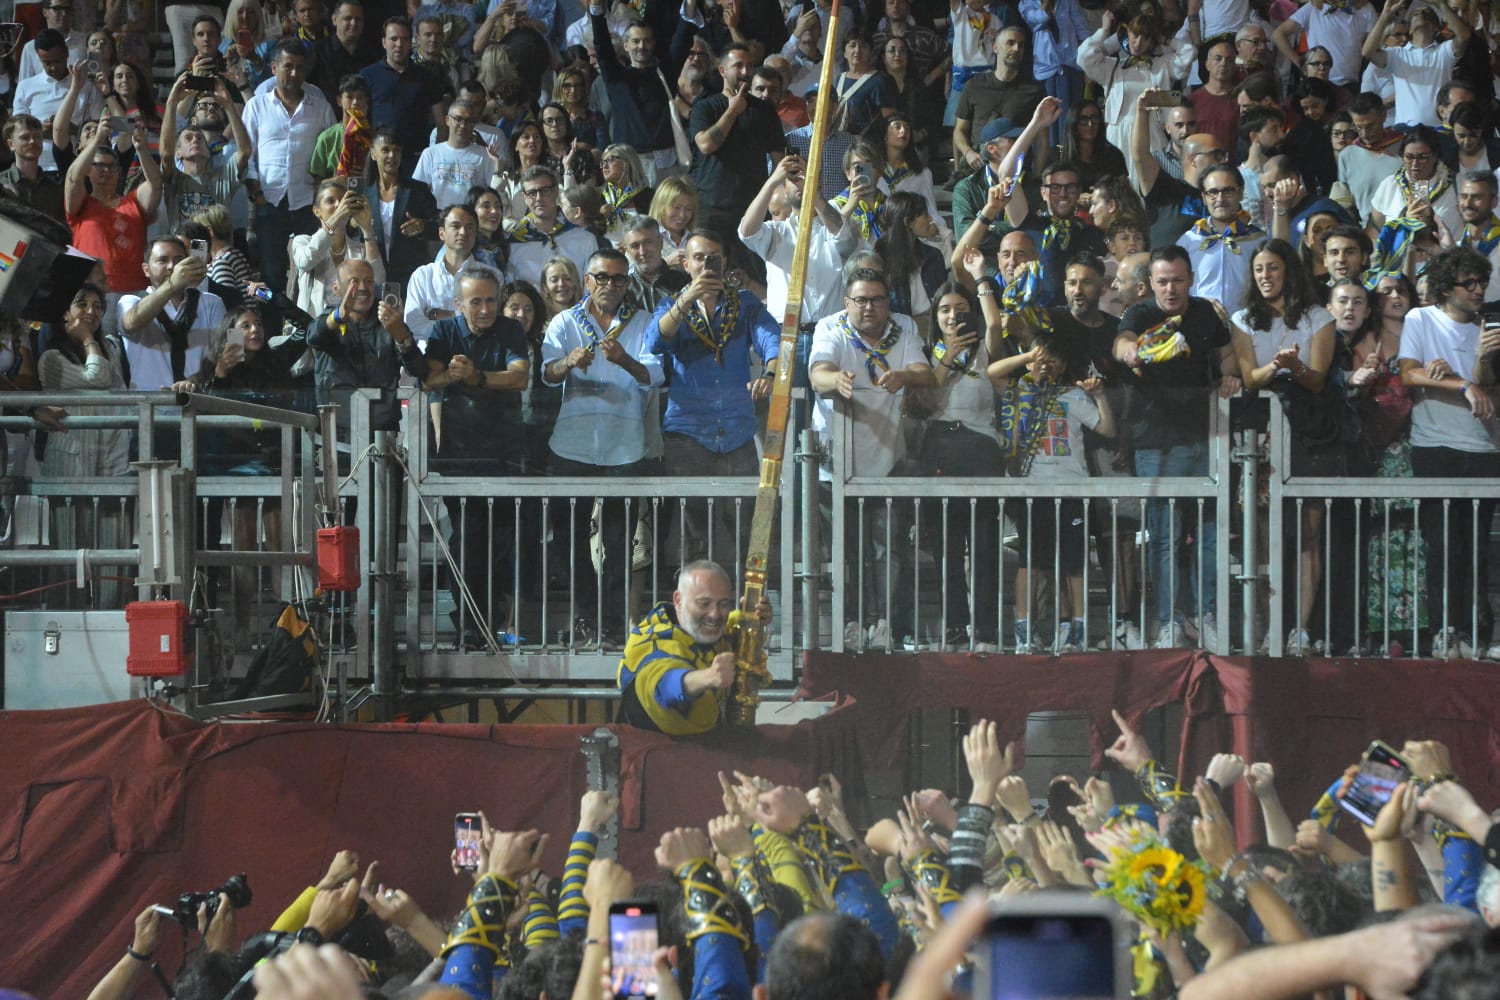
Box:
[540,298,664,466]
[1384,39,1457,127]
[928,337,1000,443]
[1200,0,1251,43]
[1360,58,1396,126]
[1397,304,1500,453]
[413,142,496,209]
[14,71,101,171]
[1078,28,1197,157]
[1369,168,1461,237]
[116,287,228,390]
[1338,145,1400,226]
[738,213,856,324]
[507,223,600,290]
[1177,224,1269,315]
[404,251,494,346]
[808,311,928,479]
[1232,304,1333,371]
[18,31,87,81]
[1288,2,1377,85]
[241,86,336,210]
[291,226,388,320]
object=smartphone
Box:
[1142,89,1183,108]
[784,145,799,162]
[346,237,366,261]
[107,115,129,133]
[454,812,482,872]
[852,160,873,187]
[609,900,660,999]
[189,238,209,263]
[1338,740,1411,826]
[225,326,245,350]
[382,282,403,309]
[703,252,723,277]
[973,896,1127,1000]
[237,28,253,51]
[184,74,216,93]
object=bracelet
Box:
[976,285,995,297]
[126,946,152,963]
[978,212,995,225]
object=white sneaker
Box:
[1155,622,1187,648]
[867,618,891,649]
[901,633,931,651]
[842,622,861,648]
[1286,628,1312,657]
[972,640,1000,653]
[1431,628,1474,660]
[1115,619,1145,651]
[1197,613,1220,650]
[1483,641,1500,661]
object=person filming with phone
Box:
[307,257,420,435]
[119,235,227,392]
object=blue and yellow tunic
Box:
[617,603,751,735]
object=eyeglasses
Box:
[45,6,72,12]
[1304,59,1332,68]
[1330,128,1358,140]
[541,116,566,125]
[601,155,621,164]
[1403,152,1433,164]
[522,185,557,199]
[1456,277,1487,292]
[447,114,473,125]
[1042,183,1081,193]
[589,272,630,287]
[847,295,888,308]
[90,161,119,171]
[1202,186,1240,199]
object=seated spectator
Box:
[363,128,437,288]
[292,178,387,324]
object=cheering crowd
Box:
[62,717,1500,998]
[0,0,1498,658]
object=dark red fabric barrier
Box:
[799,652,1500,848]
[0,700,862,997]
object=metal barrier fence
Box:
[5,383,1500,719]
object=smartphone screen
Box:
[976,913,1118,999]
[1338,742,1410,826]
[703,253,723,277]
[609,902,660,998]
[382,282,403,308]
[190,239,210,263]
[454,812,481,872]
[225,326,245,349]
[185,75,215,93]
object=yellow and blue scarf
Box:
[998,373,1061,476]
[1362,216,1425,290]
[832,188,886,241]
[1137,314,1191,365]
[677,291,741,364]
[603,182,639,228]
[510,214,574,246]
[839,313,900,383]
[572,298,638,354]
[1190,211,1262,253]
[1462,213,1500,257]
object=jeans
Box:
[550,455,643,638]
[1135,442,1217,625]
[255,201,317,304]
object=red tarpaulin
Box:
[799,651,1500,851]
[0,699,863,997]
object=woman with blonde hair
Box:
[600,144,652,231]
[538,256,582,319]
[221,0,277,91]
[649,175,698,269]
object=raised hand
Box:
[579,789,619,834]
[1104,708,1152,772]
[1190,778,1236,872]
[655,826,713,870]
[1204,752,1247,789]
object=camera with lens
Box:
[166,873,253,930]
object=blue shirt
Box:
[359,60,448,169]
[1020,0,1088,81]
[648,289,780,454]
[418,314,531,466]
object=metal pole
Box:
[371,429,397,720]
[1236,426,1261,656]
[798,428,821,653]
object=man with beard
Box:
[1322,224,1371,289]
[689,46,785,241]
[952,25,1044,179]
[616,559,772,735]
[1024,161,1107,303]
[1456,172,1500,307]
[1238,106,1283,227]
[1177,165,1277,314]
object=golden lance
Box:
[727,0,844,728]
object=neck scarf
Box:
[572,297,637,353]
[1043,215,1078,254]
[296,24,322,41]
[1324,0,1353,11]
[839,313,900,383]
[337,107,372,181]
[1363,216,1426,289]
[159,288,202,381]
[510,214,573,245]
[1136,313,1191,365]
[678,290,741,364]
[998,373,1061,476]
[884,160,913,188]
[1462,214,1500,257]
[966,8,991,32]
[931,337,981,378]
[1121,40,1153,69]
[832,187,886,241]
[603,182,639,227]
[1000,260,1051,333]
[1395,163,1452,207]
[1190,211,1262,253]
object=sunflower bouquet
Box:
[1093,825,1214,936]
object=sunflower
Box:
[1097,837,1213,935]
